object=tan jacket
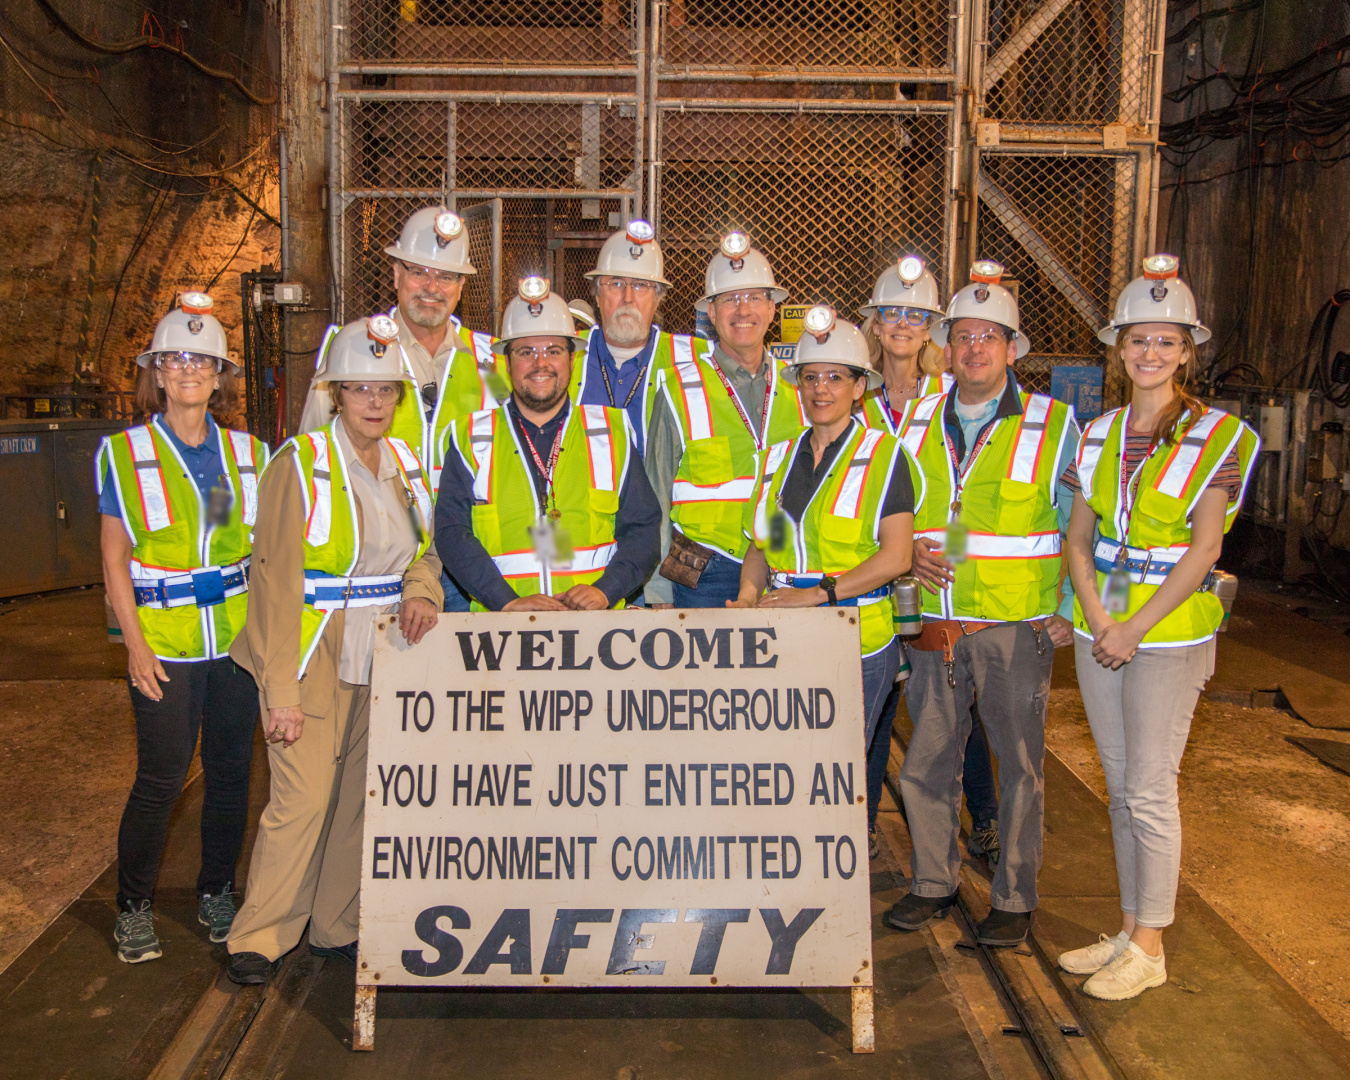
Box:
[229,442,443,716]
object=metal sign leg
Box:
[353,984,377,1052]
[851,984,875,1053]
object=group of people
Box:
[98,204,1258,1004]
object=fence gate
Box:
[327,0,1166,398]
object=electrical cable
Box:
[94,177,171,365]
[204,203,258,294]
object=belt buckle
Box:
[191,567,227,608]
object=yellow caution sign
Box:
[779,304,808,344]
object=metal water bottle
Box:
[892,576,923,638]
[1206,571,1238,632]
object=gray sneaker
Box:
[968,819,1001,868]
[198,884,238,944]
[115,900,162,964]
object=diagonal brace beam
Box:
[982,0,1076,92]
[978,171,1105,331]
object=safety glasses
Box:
[877,307,933,327]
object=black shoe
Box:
[976,908,1032,947]
[883,891,959,931]
[227,950,278,985]
[309,941,358,962]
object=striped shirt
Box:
[1062,429,1243,501]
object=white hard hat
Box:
[930,261,1031,359]
[316,316,416,383]
[492,277,584,354]
[384,206,477,276]
[1098,254,1210,345]
[697,232,788,312]
[582,219,670,287]
[859,255,944,318]
[781,307,883,391]
[568,298,596,329]
[136,293,237,372]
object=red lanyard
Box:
[520,412,568,518]
[711,360,774,450]
[941,414,998,514]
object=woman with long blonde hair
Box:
[858,256,952,434]
[1058,256,1259,1000]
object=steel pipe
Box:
[652,97,953,113]
[335,89,638,103]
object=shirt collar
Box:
[333,414,397,481]
[712,344,769,383]
[943,371,1023,427]
[509,396,571,438]
[393,306,457,363]
[153,412,218,453]
[593,325,658,371]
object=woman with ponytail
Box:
[1056,256,1260,1000]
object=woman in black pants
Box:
[97,295,267,962]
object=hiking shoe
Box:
[226,951,278,985]
[198,884,238,944]
[1082,941,1167,1000]
[114,899,162,964]
[976,908,1032,947]
[883,891,958,931]
[309,941,358,962]
[967,819,1001,868]
[868,828,881,860]
[1059,931,1130,975]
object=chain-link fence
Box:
[979,0,1156,128]
[658,0,952,73]
[974,149,1138,403]
[655,105,952,336]
[336,0,637,64]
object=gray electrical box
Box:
[0,418,127,598]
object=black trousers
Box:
[117,656,258,906]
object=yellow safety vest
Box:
[860,372,954,434]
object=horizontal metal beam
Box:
[341,188,634,200]
[653,97,954,113]
[982,0,1074,91]
[657,68,955,84]
[338,64,637,77]
[335,89,637,104]
[977,170,1105,330]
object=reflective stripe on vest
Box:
[673,476,758,504]
[671,338,713,442]
[752,439,794,539]
[914,528,1062,560]
[1155,408,1233,501]
[387,437,435,535]
[226,430,260,526]
[1008,393,1051,484]
[1075,412,1115,501]
[582,403,618,492]
[298,432,334,546]
[126,426,174,531]
[831,427,885,519]
[900,393,943,461]
[492,542,618,580]
[470,331,505,409]
[470,411,495,504]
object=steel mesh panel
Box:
[661,0,950,72]
[982,0,1151,127]
[341,0,635,64]
[656,109,949,337]
[453,102,636,192]
[974,152,1134,404]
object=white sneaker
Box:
[1058,930,1130,975]
[1082,941,1167,1000]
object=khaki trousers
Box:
[227,680,369,960]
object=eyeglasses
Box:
[878,307,933,327]
[399,261,463,288]
[1122,334,1185,357]
[713,290,773,309]
[951,329,1008,349]
[509,345,570,362]
[798,370,858,387]
[341,383,401,404]
[155,353,222,372]
[597,277,658,295]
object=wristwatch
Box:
[819,575,839,607]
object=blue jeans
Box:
[862,640,901,751]
[671,548,744,608]
[441,569,472,612]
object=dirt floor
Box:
[1046,689,1350,1041]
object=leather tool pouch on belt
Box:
[908,620,961,664]
[659,531,714,588]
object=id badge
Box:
[551,521,574,565]
[768,509,788,552]
[483,367,512,404]
[206,479,234,527]
[1102,566,1132,615]
[530,516,574,567]
[943,518,969,564]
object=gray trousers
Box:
[1075,636,1215,928]
[899,621,1054,911]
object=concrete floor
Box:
[0,583,1346,1078]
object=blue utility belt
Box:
[133,560,249,609]
[1093,539,1216,590]
[304,570,403,611]
[769,573,890,606]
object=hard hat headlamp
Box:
[719,231,751,269]
[803,305,837,342]
[433,211,464,246]
[367,314,400,357]
[626,218,655,260]
[1142,253,1179,280]
[969,260,1004,285]
[180,292,214,315]
[519,275,550,303]
[897,256,925,285]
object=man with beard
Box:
[572,220,711,460]
[435,277,660,611]
[299,205,507,610]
